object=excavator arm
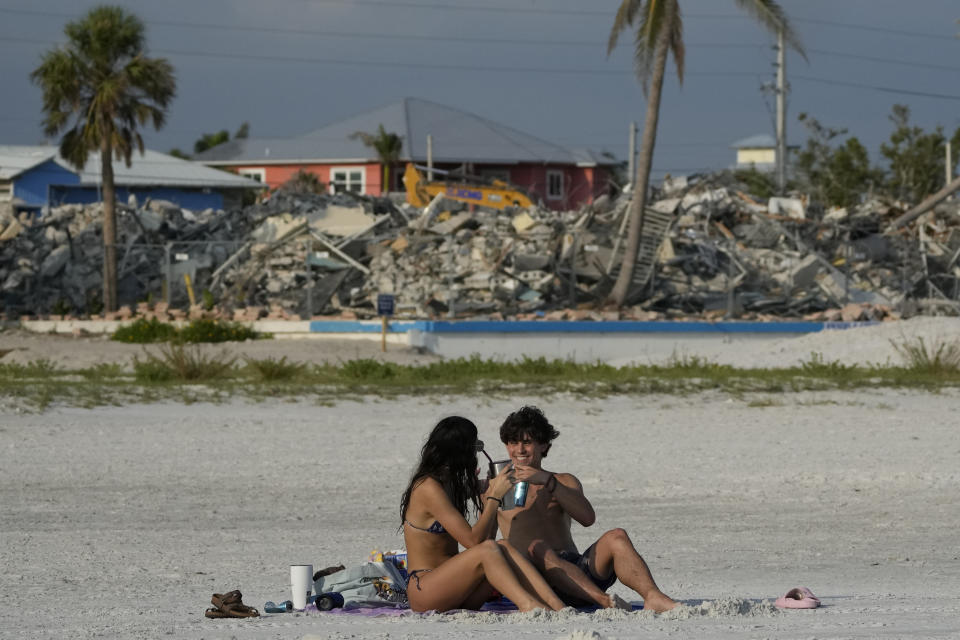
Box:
[403,163,533,210]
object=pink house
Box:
[195,98,617,211]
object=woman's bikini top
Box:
[404,519,447,535]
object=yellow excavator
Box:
[403,163,534,210]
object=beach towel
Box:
[312,561,408,609]
[312,598,643,617]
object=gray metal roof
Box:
[0,145,56,180]
[731,134,777,149]
[0,144,263,188]
[195,98,616,167]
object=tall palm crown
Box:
[32,6,175,171]
[31,6,175,311]
[606,0,803,306]
[350,124,404,192]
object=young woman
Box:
[399,416,565,612]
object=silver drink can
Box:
[491,459,512,479]
[513,481,528,507]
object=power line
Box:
[0,35,761,77]
[0,8,762,50]
[1,17,955,76]
[809,48,960,73]
[2,5,956,40]
[793,75,960,102]
[0,2,612,20]
[0,7,605,46]
[2,18,958,109]
[794,17,959,42]
[6,34,959,103]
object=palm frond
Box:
[667,0,685,83]
[60,127,89,170]
[633,0,673,88]
[351,124,403,163]
[32,5,175,170]
[608,0,682,89]
[348,131,375,146]
[733,0,806,59]
[608,0,643,54]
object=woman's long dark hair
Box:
[400,416,483,527]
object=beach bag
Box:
[313,561,408,609]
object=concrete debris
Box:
[3,169,960,322]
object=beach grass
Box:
[2,346,960,411]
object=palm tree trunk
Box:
[100,137,118,312]
[608,13,673,307]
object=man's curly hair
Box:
[499,406,560,457]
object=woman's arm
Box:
[418,468,513,548]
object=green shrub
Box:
[245,356,307,381]
[79,363,125,381]
[201,289,216,311]
[133,344,237,382]
[0,359,60,378]
[340,358,399,380]
[132,358,175,382]
[800,352,857,377]
[891,336,960,374]
[177,318,259,343]
[112,317,260,344]
[112,317,178,343]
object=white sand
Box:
[3,387,960,639]
[623,316,960,369]
[3,316,958,372]
[721,316,960,368]
[3,319,960,638]
[0,329,439,370]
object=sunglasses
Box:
[474,439,485,452]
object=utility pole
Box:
[628,121,637,189]
[946,140,953,200]
[426,134,434,182]
[775,27,787,194]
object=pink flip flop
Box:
[774,586,821,609]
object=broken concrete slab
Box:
[308,205,378,237]
[511,212,536,233]
[789,254,822,290]
[768,197,806,219]
[40,245,70,278]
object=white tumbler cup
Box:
[290,564,313,610]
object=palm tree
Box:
[607,0,803,306]
[31,6,175,312]
[349,124,404,194]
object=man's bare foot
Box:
[642,591,678,613]
[608,594,633,610]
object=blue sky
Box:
[1,0,958,179]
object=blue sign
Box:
[377,294,395,317]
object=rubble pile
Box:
[2,171,959,321]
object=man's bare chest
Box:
[500,485,569,533]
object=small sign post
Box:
[377,294,395,352]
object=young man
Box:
[496,406,677,612]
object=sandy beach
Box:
[3,379,959,638]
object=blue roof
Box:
[195,98,616,167]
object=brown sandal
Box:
[207,590,260,618]
[211,590,242,609]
